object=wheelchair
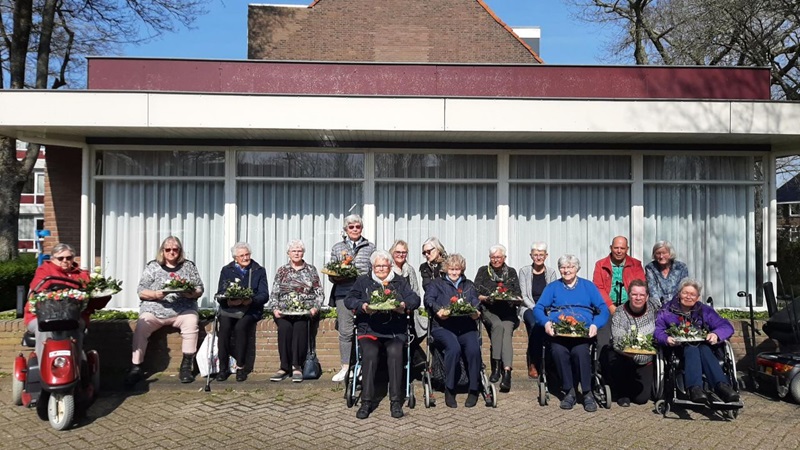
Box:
[653,340,743,420]
[420,309,497,408]
[537,334,612,408]
[343,312,417,409]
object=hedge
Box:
[0,255,37,312]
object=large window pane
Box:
[510,184,630,272]
[511,155,630,180]
[375,154,496,179]
[644,155,760,181]
[238,151,364,178]
[100,180,225,309]
[100,150,224,177]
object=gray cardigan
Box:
[518,263,558,319]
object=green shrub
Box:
[0,257,37,312]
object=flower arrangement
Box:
[368,281,400,310]
[163,272,196,291]
[29,289,88,315]
[616,324,656,354]
[441,289,477,317]
[553,314,588,337]
[81,266,123,298]
[283,292,311,313]
[666,317,708,341]
[321,251,359,278]
[223,279,253,299]
[489,281,521,303]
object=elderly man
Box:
[592,236,645,315]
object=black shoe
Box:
[445,389,457,408]
[716,383,740,403]
[617,397,631,407]
[390,401,404,419]
[236,369,247,382]
[215,371,230,382]
[689,386,708,403]
[356,401,372,419]
[499,369,512,392]
[489,359,501,383]
[465,390,479,408]
[125,364,143,387]
[179,353,195,383]
[560,389,577,410]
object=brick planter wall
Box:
[0,318,777,380]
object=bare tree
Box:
[566,0,800,100]
[0,0,209,261]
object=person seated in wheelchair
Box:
[25,243,94,364]
[534,254,609,412]
[609,279,658,407]
[423,253,482,408]
[654,278,740,404]
[344,250,421,420]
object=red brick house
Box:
[16,141,46,252]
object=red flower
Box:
[497,282,504,287]
[457,289,463,294]
[684,327,690,333]
[170,273,177,278]
[384,289,391,295]
[450,296,458,304]
[498,287,507,293]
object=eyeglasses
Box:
[374,264,391,269]
[235,253,251,258]
[54,256,74,261]
[164,248,180,253]
[490,256,505,260]
[422,249,434,256]
[393,251,408,255]
[347,224,362,230]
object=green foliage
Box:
[717,309,769,320]
[0,256,37,311]
[777,229,800,293]
[90,310,140,320]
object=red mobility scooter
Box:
[11,276,111,430]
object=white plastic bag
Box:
[196,333,219,377]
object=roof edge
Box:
[476,0,544,64]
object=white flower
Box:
[630,324,637,331]
[93,266,102,274]
[234,278,240,283]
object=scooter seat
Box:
[21,331,35,348]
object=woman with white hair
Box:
[328,214,376,382]
[534,254,609,412]
[345,250,420,419]
[645,240,689,306]
[474,244,522,392]
[518,242,558,379]
[214,242,269,382]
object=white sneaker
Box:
[332,366,348,382]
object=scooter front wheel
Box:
[48,393,75,431]
[11,377,23,406]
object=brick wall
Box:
[248,0,540,64]
[43,146,83,256]
[0,318,777,380]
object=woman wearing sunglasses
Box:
[126,236,204,386]
[329,214,376,383]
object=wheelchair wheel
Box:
[345,380,356,408]
[538,380,548,406]
[603,385,612,409]
[654,399,669,417]
[485,382,498,408]
[423,379,433,408]
[408,384,416,409]
[653,349,665,400]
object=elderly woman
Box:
[419,237,448,292]
[424,254,482,408]
[345,250,420,420]
[391,239,427,342]
[126,236,204,385]
[609,279,658,406]
[645,240,689,306]
[535,254,609,412]
[214,242,269,382]
[474,244,521,392]
[25,243,93,365]
[329,214,376,383]
[654,279,739,403]
[268,240,324,383]
[518,242,558,379]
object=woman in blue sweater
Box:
[534,254,609,412]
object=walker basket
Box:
[36,298,84,332]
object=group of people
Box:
[27,217,739,420]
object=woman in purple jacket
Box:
[654,278,739,403]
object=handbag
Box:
[302,322,323,379]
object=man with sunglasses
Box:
[328,214,376,382]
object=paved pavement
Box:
[1,373,799,449]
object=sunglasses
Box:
[347,224,362,230]
[422,249,434,256]
[54,256,74,261]
[164,247,181,253]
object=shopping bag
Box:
[197,333,219,377]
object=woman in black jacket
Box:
[214,242,269,382]
[424,253,482,408]
[345,250,420,420]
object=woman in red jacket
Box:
[25,243,91,362]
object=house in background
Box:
[16,140,46,253]
[0,0,797,311]
[777,175,800,241]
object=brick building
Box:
[0,0,798,311]
[16,141,46,252]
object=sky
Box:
[120,0,616,65]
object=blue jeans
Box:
[550,338,592,393]
[682,344,728,389]
[431,327,482,392]
[523,309,544,368]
